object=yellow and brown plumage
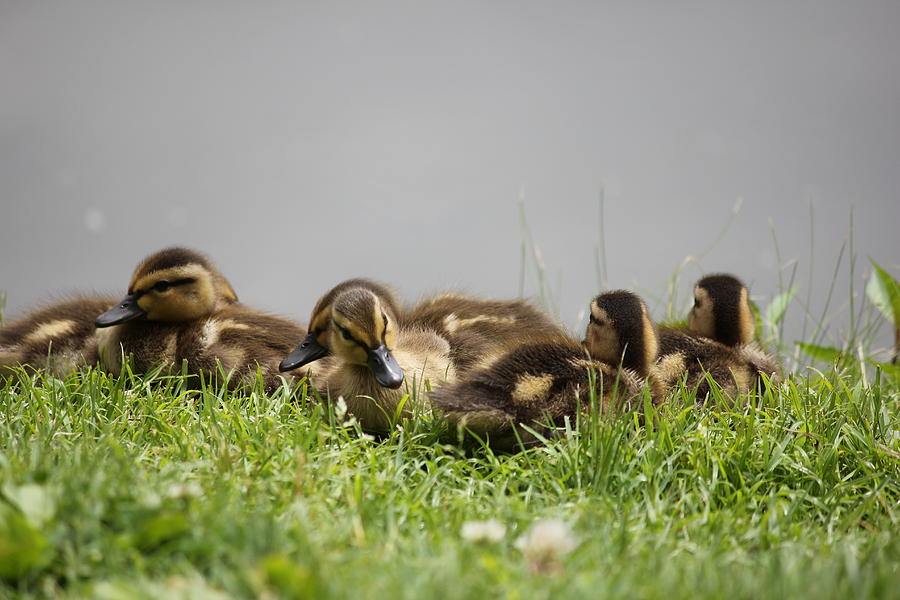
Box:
[405,292,568,373]
[95,247,308,392]
[658,273,779,403]
[1,296,119,377]
[280,279,454,432]
[431,290,664,450]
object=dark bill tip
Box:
[95,294,146,327]
[279,333,329,372]
[368,344,404,389]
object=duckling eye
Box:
[589,314,604,326]
[153,281,172,293]
[339,326,353,341]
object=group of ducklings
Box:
[1,247,778,448]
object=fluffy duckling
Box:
[95,247,307,392]
[657,273,779,403]
[280,279,453,432]
[686,274,755,346]
[405,293,568,373]
[1,296,119,377]
[431,290,663,450]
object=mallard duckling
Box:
[1,296,119,377]
[405,292,568,373]
[431,290,663,450]
[280,279,453,432]
[686,273,755,346]
[95,247,307,392]
[657,273,779,403]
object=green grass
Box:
[1,362,897,599]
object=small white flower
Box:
[515,519,578,573]
[166,481,202,500]
[461,519,506,544]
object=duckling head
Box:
[95,247,238,327]
[279,279,404,388]
[688,274,754,346]
[583,290,658,377]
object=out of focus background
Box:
[2,1,898,353]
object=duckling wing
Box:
[657,327,777,404]
[406,295,566,374]
[432,341,645,449]
[176,308,308,392]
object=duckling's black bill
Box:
[368,344,404,389]
[95,294,146,327]
[279,333,329,372]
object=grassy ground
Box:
[1,361,897,599]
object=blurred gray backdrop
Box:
[2,1,898,353]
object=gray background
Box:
[2,1,898,354]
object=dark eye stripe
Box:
[145,277,196,294]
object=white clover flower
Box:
[461,519,506,544]
[166,481,202,500]
[515,519,578,573]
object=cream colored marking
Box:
[640,305,658,376]
[199,320,220,349]
[163,333,178,362]
[688,287,715,339]
[24,320,76,344]
[511,373,554,405]
[372,297,386,342]
[95,327,124,374]
[217,319,252,332]
[442,313,516,334]
[737,288,755,345]
[467,347,507,372]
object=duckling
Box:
[279,279,453,432]
[405,292,568,373]
[431,290,663,450]
[686,273,755,346]
[95,247,308,392]
[1,296,120,377]
[657,273,779,404]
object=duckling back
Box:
[656,326,779,405]
[406,293,567,373]
[99,304,308,393]
[431,339,647,451]
[1,296,119,377]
